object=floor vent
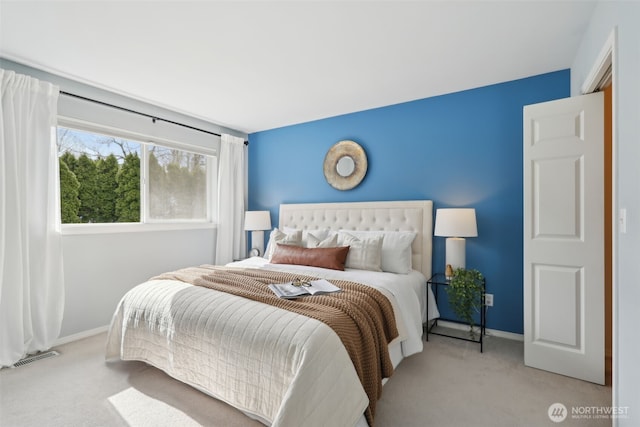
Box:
[12,350,60,368]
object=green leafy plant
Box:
[446,268,485,338]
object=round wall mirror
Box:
[336,155,355,177]
[323,140,367,190]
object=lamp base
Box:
[445,237,466,272]
[250,230,265,256]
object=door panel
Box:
[533,156,582,239]
[533,264,582,349]
[524,93,604,385]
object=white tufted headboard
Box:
[279,200,433,279]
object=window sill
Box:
[61,222,217,235]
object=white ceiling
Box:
[0,1,597,134]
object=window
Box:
[147,145,208,221]
[57,123,216,226]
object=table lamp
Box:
[244,211,272,256]
[434,208,478,275]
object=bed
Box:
[106,200,439,427]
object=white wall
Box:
[60,228,215,338]
[571,2,640,424]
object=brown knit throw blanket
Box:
[153,265,399,426]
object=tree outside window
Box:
[57,126,211,224]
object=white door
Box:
[523,93,604,384]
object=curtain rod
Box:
[59,91,248,145]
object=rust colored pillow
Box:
[270,244,350,271]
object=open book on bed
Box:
[268,279,341,299]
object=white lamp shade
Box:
[244,211,272,231]
[434,208,478,238]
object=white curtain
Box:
[0,69,64,367]
[215,134,247,264]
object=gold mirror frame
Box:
[323,140,368,190]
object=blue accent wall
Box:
[248,70,570,334]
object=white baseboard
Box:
[435,320,524,342]
[485,328,524,342]
[54,325,109,347]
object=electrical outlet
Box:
[484,293,494,307]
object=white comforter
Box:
[106,258,439,426]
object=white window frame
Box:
[58,116,217,235]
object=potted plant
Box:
[446,268,485,338]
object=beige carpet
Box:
[0,331,611,427]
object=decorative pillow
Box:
[337,232,383,272]
[264,228,302,260]
[306,232,338,248]
[270,244,350,271]
[343,230,417,274]
[283,227,330,247]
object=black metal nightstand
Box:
[425,273,486,352]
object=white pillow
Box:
[283,227,330,247]
[306,232,338,248]
[264,228,302,260]
[340,230,417,274]
[338,232,383,271]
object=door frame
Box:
[581,26,617,410]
